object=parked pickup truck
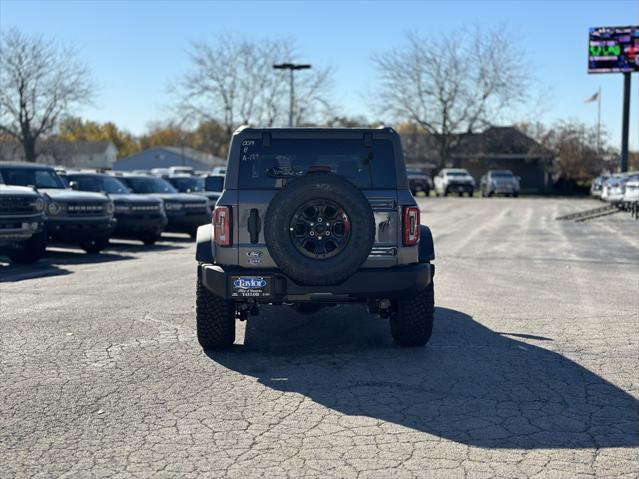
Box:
[195,127,435,350]
[0,163,115,253]
[0,185,47,263]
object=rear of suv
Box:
[195,127,435,349]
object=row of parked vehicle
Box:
[590,172,639,208]
[0,163,225,264]
[406,167,521,198]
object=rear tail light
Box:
[403,206,420,245]
[213,206,232,246]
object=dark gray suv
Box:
[0,164,115,253]
[195,127,435,350]
[0,184,47,263]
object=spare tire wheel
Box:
[264,173,375,286]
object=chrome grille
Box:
[131,204,161,212]
[0,197,38,215]
[65,202,106,216]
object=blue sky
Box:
[1,0,637,148]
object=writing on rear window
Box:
[238,138,396,189]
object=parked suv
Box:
[0,164,115,253]
[0,185,47,263]
[165,174,221,209]
[480,170,520,197]
[434,168,475,196]
[195,127,435,350]
[406,166,432,196]
[64,171,167,245]
[116,174,210,238]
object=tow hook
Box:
[237,301,260,321]
[378,299,392,319]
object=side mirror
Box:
[516,176,522,182]
[69,181,79,190]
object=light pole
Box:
[273,63,311,127]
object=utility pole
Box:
[273,63,311,127]
[596,85,601,153]
[620,72,631,172]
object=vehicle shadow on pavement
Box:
[0,249,135,282]
[105,240,186,253]
[207,306,639,449]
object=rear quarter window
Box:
[238,138,397,189]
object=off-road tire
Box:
[196,277,235,350]
[390,281,434,347]
[81,237,109,254]
[264,173,375,286]
[141,233,161,246]
[7,229,47,264]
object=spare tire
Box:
[264,173,375,286]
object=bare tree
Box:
[0,29,93,162]
[520,119,612,183]
[173,36,334,132]
[372,26,530,168]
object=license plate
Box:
[231,276,271,298]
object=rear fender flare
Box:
[196,224,215,264]
[419,225,435,262]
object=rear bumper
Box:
[199,262,433,302]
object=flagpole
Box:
[597,85,601,153]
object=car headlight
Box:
[47,202,62,216]
[34,197,45,212]
[114,203,130,213]
[164,202,183,211]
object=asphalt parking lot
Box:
[1,197,638,478]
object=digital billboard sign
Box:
[588,26,639,73]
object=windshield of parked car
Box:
[446,171,470,177]
[0,168,66,189]
[123,177,177,194]
[490,171,514,178]
[169,176,205,192]
[238,138,397,189]
[69,175,129,194]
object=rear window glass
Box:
[238,138,397,189]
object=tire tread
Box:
[196,277,235,350]
[390,282,434,347]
